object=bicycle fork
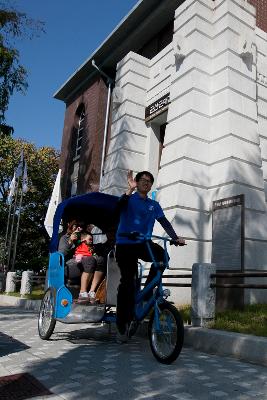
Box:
[153,300,162,332]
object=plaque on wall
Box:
[212,194,244,271]
[145,92,170,122]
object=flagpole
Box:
[4,203,12,250]
[6,177,19,271]
[2,201,13,270]
[11,186,23,272]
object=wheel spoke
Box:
[148,302,184,364]
[152,309,177,358]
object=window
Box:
[158,123,166,170]
[73,106,85,160]
[69,105,86,196]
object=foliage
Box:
[177,304,191,325]
[0,2,44,122]
[0,133,59,271]
[211,304,267,338]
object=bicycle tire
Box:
[148,301,184,364]
[38,288,56,340]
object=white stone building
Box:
[56,0,267,306]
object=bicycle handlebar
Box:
[119,232,186,246]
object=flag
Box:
[15,150,24,178]
[22,161,28,193]
[44,170,62,237]
[7,172,16,204]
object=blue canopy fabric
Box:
[49,192,119,253]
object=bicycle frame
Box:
[125,233,173,330]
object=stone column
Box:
[191,263,216,327]
[20,270,34,296]
[5,271,16,293]
[101,51,150,195]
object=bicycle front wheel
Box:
[148,301,184,364]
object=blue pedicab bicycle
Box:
[38,192,184,364]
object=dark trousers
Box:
[115,241,166,333]
[65,256,96,279]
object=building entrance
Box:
[147,110,167,181]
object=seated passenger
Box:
[58,221,96,303]
[74,231,94,263]
[87,230,115,302]
[58,220,78,262]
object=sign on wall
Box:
[212,194,244,271]
[145,92,170,122]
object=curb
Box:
[137,322,267,367]
[0,294,41,311]
[184,326,267,367]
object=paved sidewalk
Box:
[0,306,267,400]
[1,295,267,367]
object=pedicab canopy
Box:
[49,192,119,253]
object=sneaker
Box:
[77,292,90,303]
[116,324,129,344]
[116,331,128,344]
[88,291,96,303]
[128,320,139,338]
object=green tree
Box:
[0,2,44,122]
[0,134,59,272]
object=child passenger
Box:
[74,232,97,303]
[74,232,94,262]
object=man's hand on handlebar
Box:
[172,238,186,246]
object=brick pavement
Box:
[0,306,267,400]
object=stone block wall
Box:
[102,0,267,304]
[101,52,150,195]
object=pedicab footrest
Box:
[57,302,106,323]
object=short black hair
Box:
[135,171,154,184]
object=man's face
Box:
[136,174,153,194]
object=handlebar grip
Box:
[119,231,140,240]
[170,240,186,246]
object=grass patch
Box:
[177,304,267,338]
[177,304,191,325]
[211,304,267,337]
[0,289,44,300]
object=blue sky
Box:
[5,0,138,150]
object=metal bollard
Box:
[20,270,34,296]
[191,263,216,327]
[5,271,16,293]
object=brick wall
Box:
[60,77,108,199]
[248,0,267,32]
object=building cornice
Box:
[54,0,183,102]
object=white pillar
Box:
[5,271,16,293]
[191,263,216,327]
[20,270,33,295]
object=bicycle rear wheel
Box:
[38,288,56,340]
[148,301,184,364]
